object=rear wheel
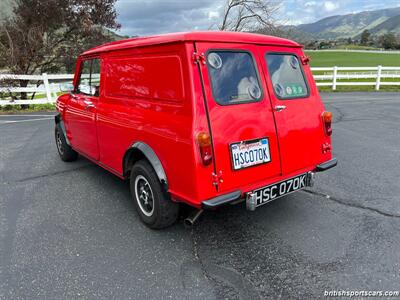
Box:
[130,160,178,229]
[55,125,78,162]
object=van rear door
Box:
[258,46,329,175]
[195,43,281,193]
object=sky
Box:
[115,0,400,36]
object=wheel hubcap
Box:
[134,175,154,217]
[56,131,64,155]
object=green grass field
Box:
[305,51,400,67]
[304,50,400,92]
[334,45,380,50]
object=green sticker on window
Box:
[284,84,306,96]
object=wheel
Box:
[130,160,179,229]
[55,124,78,162]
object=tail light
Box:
[322,111,333,136]
[197,132,213,166]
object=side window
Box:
[91,59,101,97]
[77,58,101,96]
[77,60,91,95]
[206,51,262,105]
[265,54,309,100]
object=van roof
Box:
[82,31,301,56]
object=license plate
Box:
[230,138,271,170]
[246,173,308,210]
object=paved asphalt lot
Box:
[1,92,400,299]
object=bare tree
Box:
[217,0,281,32]
[0,0,120,105]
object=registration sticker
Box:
[230,138,271,170]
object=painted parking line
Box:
[0,117,54,124]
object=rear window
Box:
[265,54,309,100]
[207,51,262,105]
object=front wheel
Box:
[55,124,78,162]
[130,160,178,229]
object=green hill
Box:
[292,7,400,40]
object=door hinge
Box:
[301,55,310,65]
[193,52,206,65]
[212,171,223,186]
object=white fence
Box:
[0,73,74,105]
[1,66,400,105]
[311,66,400,91]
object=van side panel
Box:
[105,56,185,102]
[97,43,197,203]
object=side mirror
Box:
[60,83,74,92]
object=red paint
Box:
[57,31,333,208]
[65,93,99,159]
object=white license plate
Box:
[230,138,271,170]
[247,173,308,209]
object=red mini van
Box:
[55,31,337,228]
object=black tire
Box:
[55,124,78,162]
[130,160,179,229]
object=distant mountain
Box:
[369,14,400,35]
[289,7,400,40]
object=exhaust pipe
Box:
[184,209,204,227]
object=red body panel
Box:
[95,43,199,203]
[65,93,99,159]
[56,31,333,208]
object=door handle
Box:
[84,103,95,110]
[274,105,286,112]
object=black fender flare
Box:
[123,142,168,190]
[55,113,70,145]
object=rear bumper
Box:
[202,191,242,209]
[201,158,337,210]
[315,157,337,172]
